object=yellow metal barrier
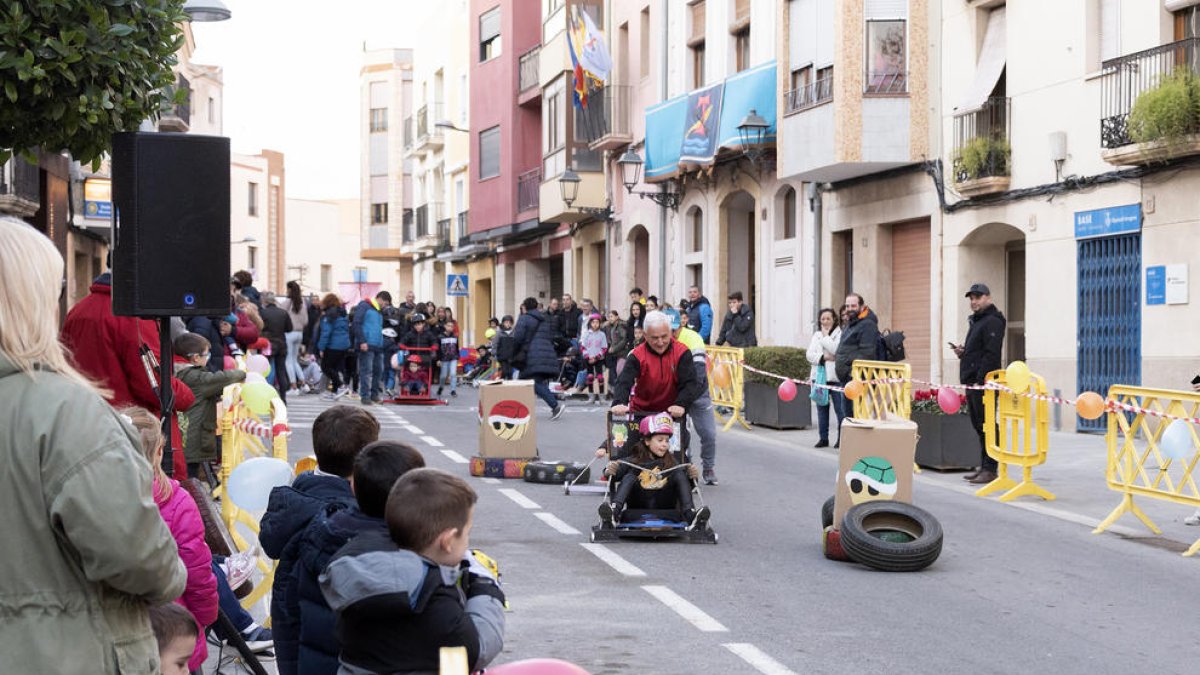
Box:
[1094,386,1200,557]
[707,345,751,431]
[976,369,1054,502]
[849,360,912,420]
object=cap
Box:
[638,412,675,438]
[663,307,681,330]
[965,283,991,297]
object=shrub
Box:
[741,346,810,386]
[953,135,1010,182]
[911,389,968,416]
[1128,69,1200,145]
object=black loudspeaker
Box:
[112,132,231,317]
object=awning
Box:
[1165,0,1200,12]
[644,95,688,182]
[955,7,1006,113]
[716,61,778,151]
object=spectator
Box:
[279,281,312,393]
[512,297,566,419]
[260,292,294,402]
[807,307,845,448]
[954,283,1006,485]
[716,291,757,347]
[315,293,351,400]
[149,603,201,675]
[629,287,646,305]
[686,285,715,343]
[174,332,246,476]
[628,301,646,332]
[604,310,629,393]
[0,217,186,672]
[667,307,720,485]
[834,293,880,416]
[645,295,659,312]
[438,319,460,398]
[352,291,390,405]
[231,269,261,308]
[576,298,595,339]
[185,315,225,373]
[303,292,322,354]
[579,313,608,403]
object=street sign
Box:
[1147,266,1165,305]
[1074,204,1141,240]
[447,274,469,297]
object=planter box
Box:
[1101,134,1200,167]
[913,411,979,470]
[955,175,1010,198]
[743,381,812,430]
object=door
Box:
[890,220,932,382]
[1077,233,1141,432]
[549,254,564,301]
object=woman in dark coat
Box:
[512,296,565,418]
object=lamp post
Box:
[558,168,612,219]
[434,120,469,134]
[183,0,232,22]
[736,108,771,168]
[615,148,682,210]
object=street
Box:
[280,390,1197,675]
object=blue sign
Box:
[1074,204,1141,240]
[84,200,112,219]
[447,274,469,297]
[1146,266,1166,305]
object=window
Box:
[207,96,215,123]
[247,246,257,271]
[371,202,388,224]
[320,264,332,292]
[734,27,751,72]
[689,1,706,88]
[1176,5,1199,40]
[479,126,500,179]
[639,7,650,78]
[865,20,907,94]
[369,107,388,132]
[247,182,259,216]
[691,43,706,88]
[1098,0,1119,62]
[688,263,703,289]
[787,64,833,112]
[780,187,796,240]
[480,7,501,62]
[690,208,703,252]
[545,82,564,153]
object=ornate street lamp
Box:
[736,108,770,167]
[183,0,232,21]
[614,148,681,211]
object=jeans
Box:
[383,345,399,389]
[533,377,558,411]
[284,331,303,386]
[270,349,289,405]
[687,392,718,469]
[211,557,255,632]
[438,359,458,392]
[358,347,386,400]
[816,386,846,443]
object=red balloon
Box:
[778,379,798,401]
[936,386,962,414]
[223,355,237,370]
[485,659,592,675]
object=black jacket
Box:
[959,304,1006,385]
[186,316,224,372]
[400,327,439,363]
[560,305,583,340]
[259,473,356,675]
[835,308,880,384]
[303,302,322,352]
[512,309,561,379]
[261,304,294,356]
[716,305,757,347]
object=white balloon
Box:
[1160,419,1194,461]
[226,457,293,512]
[245,372,266,384]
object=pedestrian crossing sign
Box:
[447,274,469,297]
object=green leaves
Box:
[108,23,134,37]
[1129,68,1200,146]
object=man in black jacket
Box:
[261,292,294,402]
[559,294,583,342]
[716,291,757,347]
[954,283,1006,484]
[834,293,879,386]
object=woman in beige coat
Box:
[0,217,185,673]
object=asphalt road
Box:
[280,387,1197,675]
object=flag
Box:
[576,9,612,85]
[567,22,588,108]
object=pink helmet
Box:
[638,412,674,438]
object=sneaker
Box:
[703,468,719,486]
[437,386,444,396]
[361,398,375,406]
[240,625,274,652]
[1185,510,1200,526]
[551,404,566,420]
[300,384,311,394]
[688,505,711,531]
[814,439,829,448]
[333,386,350,400]
[223,550,257,589]
[451,390,457,397]
[598,502,616,528]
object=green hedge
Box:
[741,346,810,385]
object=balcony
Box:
[952,97,1010,197]
[519,47,541,106]
[434,218,452,252]
[403,116,414,152]
[158,74,191,132]
[1100,38,1200,166]
[0,157,40,217]
[413,103,445,155]
[785,73,833,115]
[517,168,540,214]
[413,202,446,251]
[580,85,633,151]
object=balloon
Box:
[245,372,266,385]
[241,381,279,416]
[391,353,401,370]
[484,659,592,675]
[1076,391,1106,420]
[778,379,797,401]
[711,364,731,389]
[485,328,497,339]
[844,380,864,401]
[1160,419,1194,460]
[225,457,293,512]
[223,355,237,371]
[247,354,271,376]
[937,386,962,414]
[1005,361,1031,394]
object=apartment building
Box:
[286,198,399,300]
[229,150,286,291]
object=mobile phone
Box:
[948,342,958,349]
[1192,375,1200,385]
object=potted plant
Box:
[1106,68,1200,165]
[912,389,978,470]
[741,346,811,430]
[952,135,1011,196]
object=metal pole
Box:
[657,0,669,297]
[158,317,175,476]
[810,184,823,328]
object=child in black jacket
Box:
[599,413,709,530]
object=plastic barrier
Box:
[849,360,912,420]
[976,369,1055,502]
[707,345,751,431]
[1093,385,1200,557]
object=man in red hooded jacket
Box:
[61,272,196,479]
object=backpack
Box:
[876,330,906,362]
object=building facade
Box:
[229,149,286,291]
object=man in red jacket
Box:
[610,310,703,420]
[61,272,196,479]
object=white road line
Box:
[440,450,469,464]
[498,489,540,510]
[579,543,646,577]
[721,644,797,675]
[641,585,728,632]
[480,477,502,485]
[420,436,444,447]
[404,424,424,434]
[533,512,581,535]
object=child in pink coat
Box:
[124,407,218,672]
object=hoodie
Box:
[686,295,714,342]
[316,306,351,353]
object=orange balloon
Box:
[844,380,864,401]
[711,364,731,389]
[1076,391,1106,420]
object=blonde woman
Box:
[0,217,186,673]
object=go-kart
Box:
[387,346,448,406]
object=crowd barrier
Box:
[707,345,751,431]
[849,360,912,420]
[978,369,1055,502]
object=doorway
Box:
[628,225,649,293]
[1077,233,1141,432]
[723,191,757,311]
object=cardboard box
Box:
[478,380,538,459]
[833,415,919,530]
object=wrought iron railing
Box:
[1100,37,1200,149]
[785,74,834,114]
[519,47,541,93]
[415,202,444,239]
[952,96,1011,181]
[456,210,468,240]
[517,168,540,213]
[864,70,907,95]
[402,209,414,243]
[578,84,632,144]
[0,158,40,203]
[416,103,445,142]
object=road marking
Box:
[579,543,646,577]
[404,424,424,434]
[420,436,444,447]
[480,477,502,485]
[533,512,580,535]
[440,450,469,464]
[498,489,540,510]
[641,585,728,632]
[721,644,797,675]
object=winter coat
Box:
[605,321,630,362]
[716,304,758,347]
[294,508,388,675]
[303,302,322,352]
[835,308,880,384]
[512,309,561,378]
[155,479,218,672]
[261,304,295,356]
[60,277,196,479]
[186,316,225,372]
[176,364,247,462]
[400,326,439,360]
[0,351,186,674]
[580,328,608,361]
[231,308,261,352]
[612,339,704,413]
[352,299,384,350]
[316,306,351,353]
[279,297,311,335]
[960,304,1007,385]
[687,295,715,342]
[806,327,843,383]
[560,305,583,340]
[259,472,357,675]
[238,284,262,307]
[320,530,506,675]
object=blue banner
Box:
[1146,266,1165,305]
[716,61,778,150]
[644,96,688,181]
[679,83,724,166]
[1074,204,1141,240]
[84,200,112,219]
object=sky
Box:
[191,0,419,200]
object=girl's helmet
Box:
[589,313,602,323]
[638,412,675,438]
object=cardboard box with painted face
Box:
[478,380,538,459]
[833,415,919,529]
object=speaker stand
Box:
[158,316,176,476]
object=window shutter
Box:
[1099,0,1120,62]
[789,0,817,69]
[690,1,706,45]
[480,8,501,42]
[735,0,750,22]
[865,0,906,19]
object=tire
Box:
[820,495,835,529]
[839,501,943,572]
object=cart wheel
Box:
[589,531,596,543]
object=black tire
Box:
[839,501,943,572]
[820,495,835,529]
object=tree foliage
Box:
[0,0,187,167]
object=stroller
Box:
[590,411,717,544]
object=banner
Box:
[679,83,724,167]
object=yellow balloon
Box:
[1005,361,1031,394]
[711,364,731,389]
[1076,391,1106,420]
[241,382,279,416]
[844,380,864,401]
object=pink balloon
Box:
[778,378,797,402]
[485,660,591,675]
[223,355,237,370]
[937,386,962,414]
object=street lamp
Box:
[614,148,682,211]
[557,167,611,219]
[231,235,256,244]
[183,0,232,21]
[736,109,771,167]
[435,119,469,133]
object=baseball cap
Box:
[965,283,991,297]
[663,307,681,330]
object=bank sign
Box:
[1074,203,1141,240]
